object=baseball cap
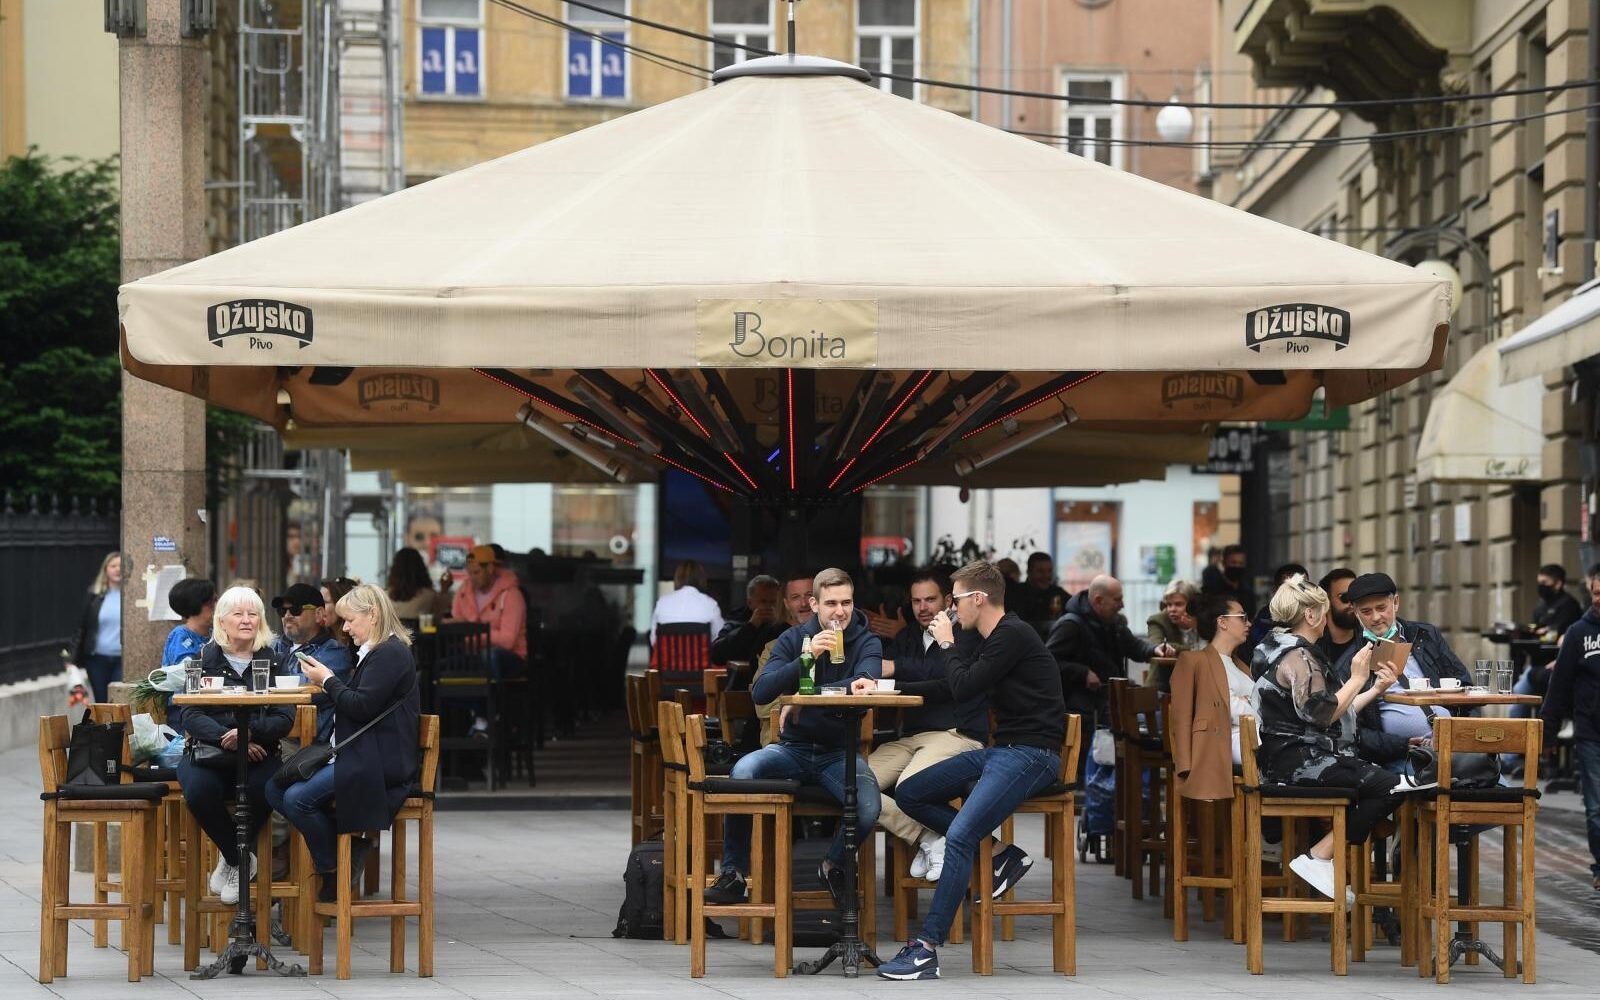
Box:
[467,544,501,567]
[272,583,324,615]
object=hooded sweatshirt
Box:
[753,609,882,748]
[450,567,527,659]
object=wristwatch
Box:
[938,639,954,650]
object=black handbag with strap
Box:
[66,718,125,787]
[274,678,414,786]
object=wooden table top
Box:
[776,692,923,709]
[172,687,321,706]
[1385,689,1541,708]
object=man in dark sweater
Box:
[879,561,1066,981]
[709,573,785,668]
[702,568,883,908]
[867,569,988,880]
[1540,563,1600,888]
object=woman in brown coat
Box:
[1169,594,1253,800]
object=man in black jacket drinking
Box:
[878,560,1066,981]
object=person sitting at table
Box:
[1240,562,1309,663]
[449,543,527,675]
[747,569,815,748]
[1147,579,1201,651]
[1251,574,1427,901]
[271,582,352,740]
[1539,562,1600,889]
[385,546,450,620]
[267,583,420,903]
[1330,572,1474,769]
[161,577,216,666]
[649,559,724,646]
[867,569,987,880]
[702,567,882,912]
[1170,594,1253,791]
[710,574,785,669]
[878,560,1065,981]
[171,586,296,905]
[320,577,357,650]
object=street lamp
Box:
[1156,95,1194,143]
[1413,259,1464,319]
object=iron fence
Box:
[0,495,121,684]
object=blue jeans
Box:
[1510,671,1538,719]
[1573,738,1600,879]
[896,744,1061,947]
[265,763,339,872]
[85,654,120,704]
[720,741,879,875]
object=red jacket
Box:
[450,568,527,659]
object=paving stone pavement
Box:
[4,741,1597,1000]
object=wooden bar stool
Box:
[1106,679,1131,876]
[37,715,163,983]
[1238,716,1351,975]
[1117,685,1172,903]
[307,714,441,979]
[626,674,664,844]
[684,712,794,978]
[1347,811,1407,964]
[970,713,1084,976]
[1415,717,1541,984]
[658,699,694,944]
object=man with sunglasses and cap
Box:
[1331,572,1473,767]
[273,583,352,739]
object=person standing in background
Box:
[75,551,125,702]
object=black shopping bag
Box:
[65,719,124,787]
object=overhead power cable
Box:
[487,0,712,81]
[555,0,1593,112]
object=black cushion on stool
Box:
[1425,786,1542,803]
[794,785,844,807]
[692,777,800,796]
[50,782,169,802]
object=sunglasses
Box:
[950,589,983,603]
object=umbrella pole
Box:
[787,0,797,54]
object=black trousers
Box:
[1296,757,1402,844]
[177,755,280,866]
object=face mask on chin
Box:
[1361,621,1400,643]
[1223,566,1244,583]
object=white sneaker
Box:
[1394,774,1437,793]
[1288,852,1354,905]
[218,854,257,906]
[923,836,946,882]
[909,838,932,880]
[208,855,230,895]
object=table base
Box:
[191,921,305,979]
[1446,932,1505,971]
[795,938,881,977]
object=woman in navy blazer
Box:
[267,583,419,902]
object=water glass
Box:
[250,659,271,693]
[1473,660,1492,689]
[183,659,202,694]
[1493,660,1515,695]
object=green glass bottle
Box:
[798,635,816,695]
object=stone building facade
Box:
[1209,0,1594,650]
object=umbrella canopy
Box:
[1416,341,1542,483]
[119,55,1450,497]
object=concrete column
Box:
[119,0,211,678]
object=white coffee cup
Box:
[1409,677,1432,691]
[199,675,224,690]
[875,678,897,692]
[1437,677,1462,690]
[274,675,303,689]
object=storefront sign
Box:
[1191,428,1260,474]
[695,299,878,367]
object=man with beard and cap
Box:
[1331,572,1474,767]
[1315,568,1360,666]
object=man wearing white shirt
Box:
[649,560,724,644]
[868,570,989,879]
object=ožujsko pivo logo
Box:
[696,299,878,367]
[358,374,440,412]
[1161,372,1244,410]
[207,299,313,350]
[1244,303,1350,354]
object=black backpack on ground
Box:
[613,839,665,939]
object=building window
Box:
[712,0,772,72]
[418,0,483,99]
[857,0,917,100]
[566,0,627,101]
[1059,72,1124,169]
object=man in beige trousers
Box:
[868,570,989,879]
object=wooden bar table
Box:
[171,687,321,978]
[776,691,921,977]
[1382,687,1540,972]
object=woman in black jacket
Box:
[74,551,126,702]
[268,582,419,902]
[170,586,295,905]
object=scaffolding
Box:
[216,0,402,589]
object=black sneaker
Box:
[348,836,372,892]
[991,844,1033,899]
[316,872,339,905]
[820,860,848,913]
[703,869,747,904]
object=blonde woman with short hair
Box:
[74,551,127,702]
[171,585,296,905]
[269,583,419,902]
[1249,574,1431,902]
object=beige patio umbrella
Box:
[120,55,1450,496]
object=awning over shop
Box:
[1418,341,1542,483]
[1498,277,1600,384]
